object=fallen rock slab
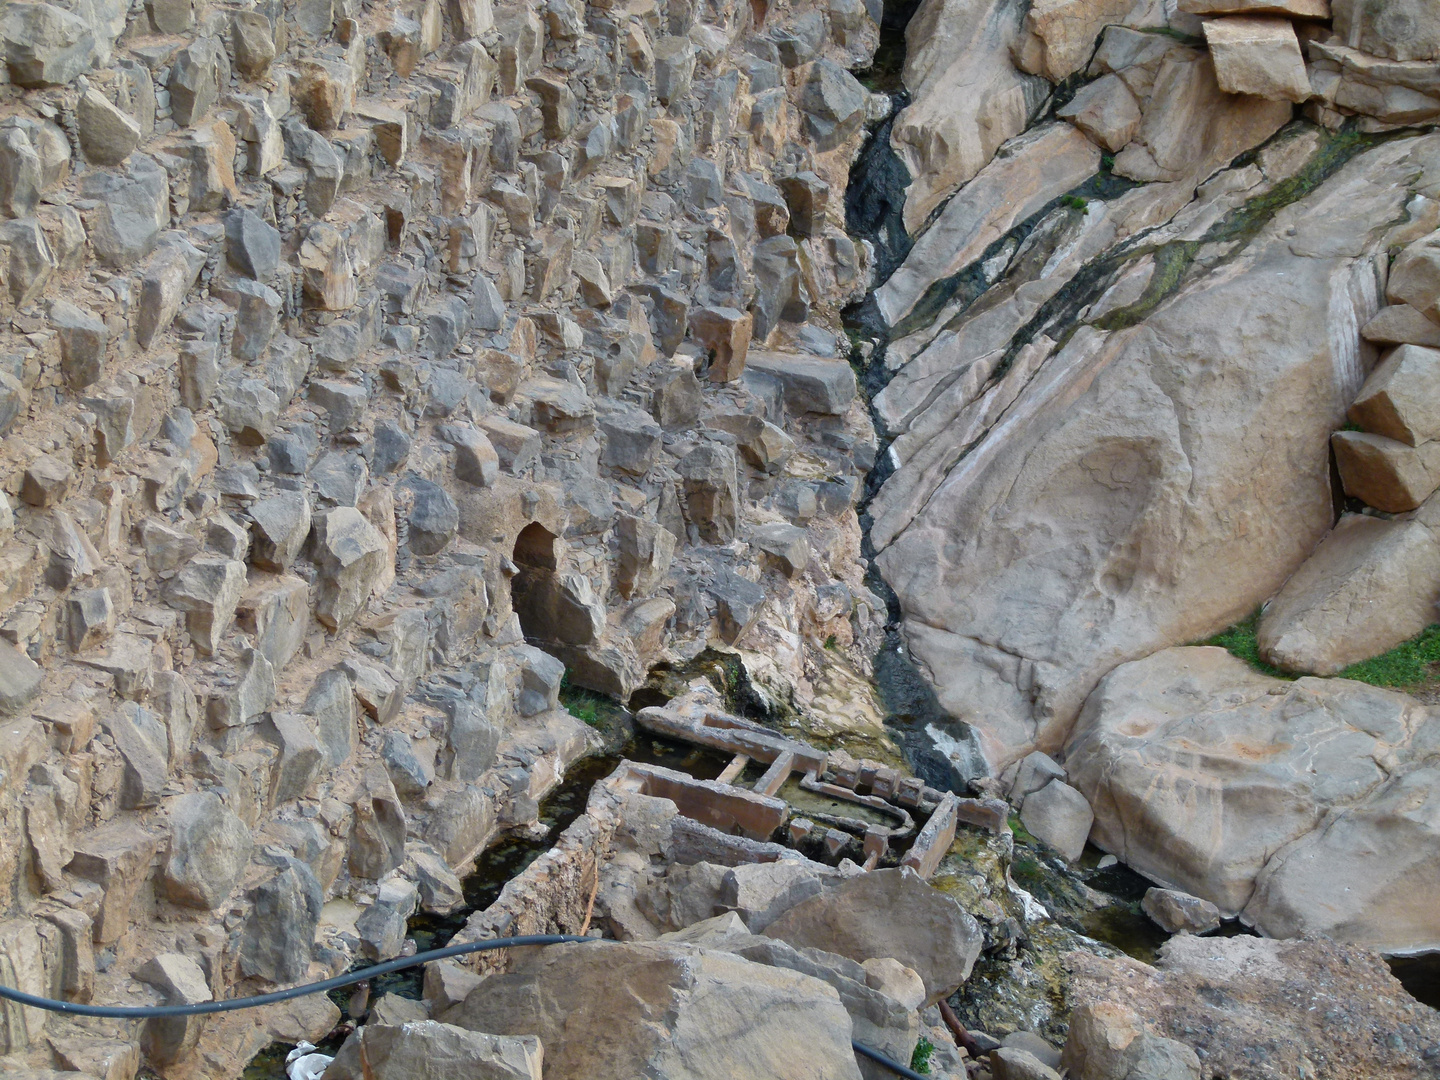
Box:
[1066,646,1440,951]
[1256,513,1440,674]
[443,940,865,1080]
[763,867,983,1004]
[1065,934,1440,1080]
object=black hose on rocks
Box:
[0,932,932,1078]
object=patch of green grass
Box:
[1200,613,1440,691]
[1060,194,1089,211]
[558,673,609,730]
[824,634,838,650]
[1198,610,1291,679]
[910,1036,934,1075]
[1008,814,1038,846]
[1337,626,1440,687]
[1101,154,1116,172]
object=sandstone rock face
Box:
[1256,514,1440,674]
[873,133,1435,769]
[890,0,1043,234]
[1201,17,1311,102]
[876,123,1100,328]
[0,0,893,1070]
[1066,935,1440,1079]
[444,941,865,1080]
[1065,647,1440,952]
[762,867,984,1004]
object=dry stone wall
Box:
[0,0,890,1071]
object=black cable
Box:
[0,934,591,1018]
[0,931,932,1079]
[852,1038,933,1080]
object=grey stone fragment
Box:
[1020,780,1094,863]
[269,424,318,474]
[991,1047,1062,1080]
[169,37,226,127]
[250,491,311,572]
[66,586,115,651]
[357,876,418,960]
[225,207,281,281]
[266,712,325,803]
[241,858,322,982]
[310,379,368,432]
[747,352,856,415]
[371,420,412,476]
[412,844,464,915]
[215,372,281,444]
[382,729,434,798]
[801,58,867,150]
[404,477,458,556]
[0,124,43,218]
[312,507,389,632]
[750,239,807,340]
[231,10,274,78]
[1142,888,1222,935]
[617,515,676,599]
[709,570,766,643]
[136,953,209,1065]
[104,702,169,810]
[1,2,97,87]
[652,366,702,429]
[515,645,564,715]
[312,450,369,506]
[745,520,809,578]
[166,556,247,655]
[161,791,253,909]
[77,89,141,165]
[0,217,57,307]
[679,443,739,543]
[306,667,357,767]
[80,154,169,269]
[445,700,500,779]
[598,403,663,476]
[653,35,696,104]
[206,647,276,730]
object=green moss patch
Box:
[1200,613,1440,692]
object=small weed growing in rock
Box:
[910,1036,934,1075]
[558,673,607,730]
[1101,154,1115,171]
[824,634,838,650]
[1008,814,1038,846]
[1061,195,1089,211]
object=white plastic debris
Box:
[286,1041,334,1080]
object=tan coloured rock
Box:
[1256,514,1440,674]
[1348,344,1440,445]
[1180,0,1327,14]
[1309,40,1440,126]
[1013,0,1141,83]
[874,133,1426,768]
[1332,429,1440,512]
[1112,48,1291,182]
[1057,73,1142,152]
[1386,233,1440,321]
[1201,17,1311,102]
[1066,646,1440,951]
[1066,935,1440,1078]
[876,123,1100,327]
[1332,0,1440,63]
[762,867,983,1004]
[443,940,865,1080]
[1362,304,1440,349]
[889,0,1041,235]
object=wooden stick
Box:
[939,999,982,1058]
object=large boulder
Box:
[889,0,1045,234]
[1256,513,1440,674]
[443,940,865,1080]
[324,1022,542,1080]
[1065,934,1440,1079]
[876,122,1099,328]
[762,867,983,1004]
[1065,646,1440,952]
[872,133,1434,770]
